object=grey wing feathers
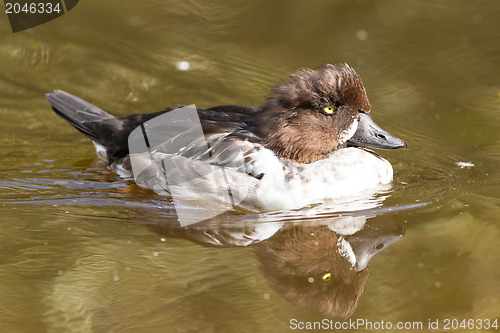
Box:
[46,90,114,144]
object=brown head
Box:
[258,64,406,163]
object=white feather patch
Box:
[338,119,359,144]
[337,236,357,267]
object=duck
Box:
[46,63,406,214]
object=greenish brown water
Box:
[1,0,500,332]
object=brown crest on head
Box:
[257,64,372,163]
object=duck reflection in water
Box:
[150,206,405,319]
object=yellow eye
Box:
[323,106,334,114]
[322,273,332,281]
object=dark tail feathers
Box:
[47,90,137,161]
[47,90,171,161]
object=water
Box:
[1,0,500,331]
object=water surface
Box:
[1,1,500,332]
